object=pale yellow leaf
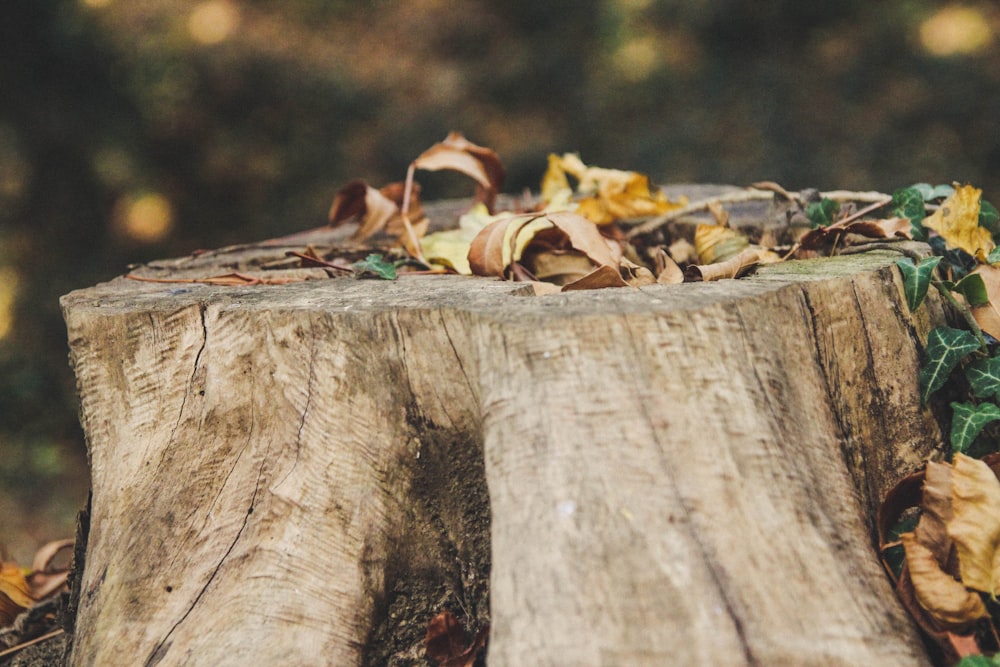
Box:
[694,224,750,264]
[923,184,994,259]
[903,532,988,630]
[421,204,507,275]
[947,453,1000,595]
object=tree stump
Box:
[61,219,946,665]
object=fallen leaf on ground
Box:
[799,217,912,249]
[947,453,1000,595]
[903,532,988,631]
[26,539,73,601]
[694,224,749,264]
[0,563,33,626]
[969,264,1000,339]
[412,132,505,212]
[651,247,684,284]
[425,611,489,667]
[541,153,684,224]
[468,211,622,285]
[685,247,772,282]
[328,180,426,243]
[915,461,956,568]
[923,184,994,260]
[421,204,507,274]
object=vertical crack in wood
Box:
[618,313,759,666]
[275,314,317,491]
[162,304,208,463]
[143,351,266,667]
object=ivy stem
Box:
[932,279,988,349]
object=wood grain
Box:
[62,238,944,666]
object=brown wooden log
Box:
[61,228,945,665]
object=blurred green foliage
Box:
[2,0,1000,560]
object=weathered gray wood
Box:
[62,233,943,666]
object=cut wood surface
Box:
[62,218,946,665]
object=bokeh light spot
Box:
[613,36,659,82]
[919,5,993,57]
[0,267,20,341]
[114,192,175,244]
[81,0,112,8]
[188,0,241,46]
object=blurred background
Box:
[2,0,1000,563]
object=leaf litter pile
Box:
[0,540,73,662]
[128,132,934,293]
[127,134,1000,666]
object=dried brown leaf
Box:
[327,180,398,241]
[425,611,488,667]
[27,539,74,601]
[971,264,1000,340]
[916,462,956,571]
[468,212,622,284]
[799,217,911,249]
[903,532,988,631]
[685,248,766,282]
[561,264,629,291]
[651,247,684,284]
[620,257,657,287]
[467,214,546,277]
[413,132,505,211]
[947,453,1000,595]
[544,211,622,267]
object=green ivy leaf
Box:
[980,199,1000,240]
[352,253,398,280]
[951,401,1000,454]
[967,354,1000,399]
[919,326,982,404]
[805,198,838,228]
[952,272,989,307]
[987,246,1000,265]
[892,186,928,240]
[911,182,955,202]
[954,656,1000,667]
[895,256,941,311]
[882,514,919,580]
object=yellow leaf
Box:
[947,453,1000,595]
[694,224,749,264]
[903,532,988,630]
[540,153,685,225]
[922,184,994,260]
[421,204,505,275]
[0,562,33,626]
[540,153,573,206]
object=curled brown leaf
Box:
[903,532,988,631]
[412,132,505,212]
